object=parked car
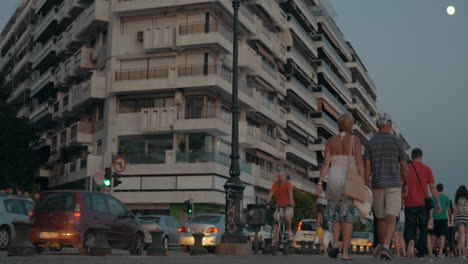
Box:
[30,190,145,255]
[350,232,374,254]
[0,196,34,250]
[138,215,183,249]
[244,224,272,249]
[293,219,333,251]
[178,214,225,252]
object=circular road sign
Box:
[113,156,127,173]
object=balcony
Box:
[312,137,327,152]
[70,46,96,75]
[239,121,258,147]
[314,86,348,115]
[61,0,87,17]
[312,112,339,135]
[63,57,78,81]
[50,155,103,186]
[258,132,282,158]
[69,121,93,145]
[287,77,317,110]
[254,93,277,122]
[32,37,58,70]
[316,35,352,82]
[140,107,177,133]
[176,151,251,173]
[177,21,232,52]
[347,81,377,115]
[288,16,318,58]
[73,0,109,41]
[286,137,317,166]
[16,105,30,118]
[7,79,31,104]
[285,107,317,138]
[317,61,352,103]
[12,53,32,76]
[57,24,82,53]
[14,27,33,54]
[252,164,276,190]
[247,0,287,30]
[239,44,258,72]
[348,98,377,132]
[313,8,352,62]
[30,69,55,97]
[34,6,60,43]
[289,173,315,193]
[347,60,377,97]
[68,74,106,110]
[36,0,63,15]
[174,107,231,136]
[289,47,314,77]
[29,101,53,124]
[293,0,318,30]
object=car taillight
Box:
[74,204,81,222]
[178,226,187,233]
[297,221,303,231]
[206,227,219,233]
[367,240,372,247]
[155,226,160,231]
[28,211,34,220]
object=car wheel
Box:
[0,227,11,250]
[163,236,169,250]
[130,233,144,255]
[79,231,95,255]
[49,245,63,252]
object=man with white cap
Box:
[364,113,409,260]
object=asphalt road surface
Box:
[1,249,466,264]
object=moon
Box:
[447,5,456,15]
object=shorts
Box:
[372,188,401,219]
[428,228,435,236]
[433,219,448,237]
[273,206,293,221]
[395,222,405,232]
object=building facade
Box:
[0,0,408,215]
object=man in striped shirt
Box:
[364,113,409,260]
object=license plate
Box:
[39,232,58,239]
[303,234,313,238]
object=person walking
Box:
[266,170,295,243]
[404,148,441,258]
[430,184,451,257]
[393,202,406,257]
[316,114,365,260]
[364,113,408,260]
[454,185,468,258]
[446,201,456,257]
[315,204,328,254]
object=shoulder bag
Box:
[411,163,434,210]
[344,136,366,203]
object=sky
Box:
[1,0,466,197]
[332,0,468,198]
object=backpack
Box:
[458,197,468,214]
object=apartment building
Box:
[0,0,408,215]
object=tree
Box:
[292,187,317,229]
[0,79,45,191]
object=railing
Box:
[260,132,277,147]
[289,16,316,54]
[353,81,377,110]
[260,167,276,181]
[261,60,277,79]
[70,121,92,140]
[294,0,318,26]
[115,66,169,81]
[288,137,313,156]
[35,7,58,36]
[33,37,56,63]
[319,86,348,114]
[319,35,351,78]
[179,21,232,42]
[115,152,166,164]
[322,112,339,131]
[239,4,254,23]
[290,47,314,74]
[289,173,315,189]
[261,96,276,112]
[290,77,315,102]
[239,78,254,96]
[289,107,312,128]
[176,151,251,173]
[31,69,54,92]
[178,63,216,77]
[320,61,352,101]
[30,101,50,119]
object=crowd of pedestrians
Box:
[0,187,35,201]
[314,112,467,260]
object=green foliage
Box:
[292,188,317,229]
[353,219,374,232]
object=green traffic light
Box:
[103,179,111,187]
[188,209,192,214]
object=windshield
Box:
[37,193,75,211]
[300,221,316,231]
[189,215,221,224]
[139,217,160,224]
[352,232,370,239]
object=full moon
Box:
[447,5,456,15]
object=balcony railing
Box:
[260,132,277,147]
[318,86,348,114]
[176,151,251,173]
[294,0,318,26]
[289,107,313,129]
[35,7,58,38]
[290,77,315,102]
[319,35,352,79]
[115,66,169,81]
[288,137,313,157]
[239,4,254,23]
[261,60,277,79]
[239,78,254,96]
[290,47,314,74]
[115,152,166,165]
[289,16,316,56]
[261,96,276,112]
[179,21,232,42]
[320,61,352,101]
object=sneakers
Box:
[380,247,394,260]
[373,244,382,258]
[407,240,415,258]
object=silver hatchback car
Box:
[138,215,183,249]
[0,196,34,250]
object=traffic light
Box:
[113,173,122,187]
[184,200,193,214]
[103,167,112,187]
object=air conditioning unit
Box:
[174,91,183,105]
[137,31,144,42]
[90,50,98,63]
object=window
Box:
[119,138,145,154]
[185,96,203,119]
[147,135,173,154]
[37,193,75,211]
[107,197,126,217]
[4,199,27,215]
[267,127,275,137]
[118,98,167,113]
[119,99,136,113]
[168,217,181,228]
[220,106,231,123]
[139,216,160,224]
[97,105,104,120]
[96,140,102,156]
[188,133,212,152]
[91,194,108,213]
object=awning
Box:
[321,100,340,119]
[277,128,289,141]
[286,122,308,139]
[281,31,293,47]
[255,43,276,65]
[255,150,276,163]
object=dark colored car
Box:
[30,190,144,255]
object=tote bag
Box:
[344,136,366,203]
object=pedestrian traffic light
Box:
[103,167,112,187]
[113,173,122,187]
[184,200,193,214]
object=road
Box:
[1,249,466,264]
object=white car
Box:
[293,219,333,251]
[0,196,34,250]
[244,224,272,249]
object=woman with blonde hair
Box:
[316,114,365,260]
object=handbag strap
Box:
[349,135,355,156]
[411,163,428,198]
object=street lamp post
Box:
[221,0,248,244]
